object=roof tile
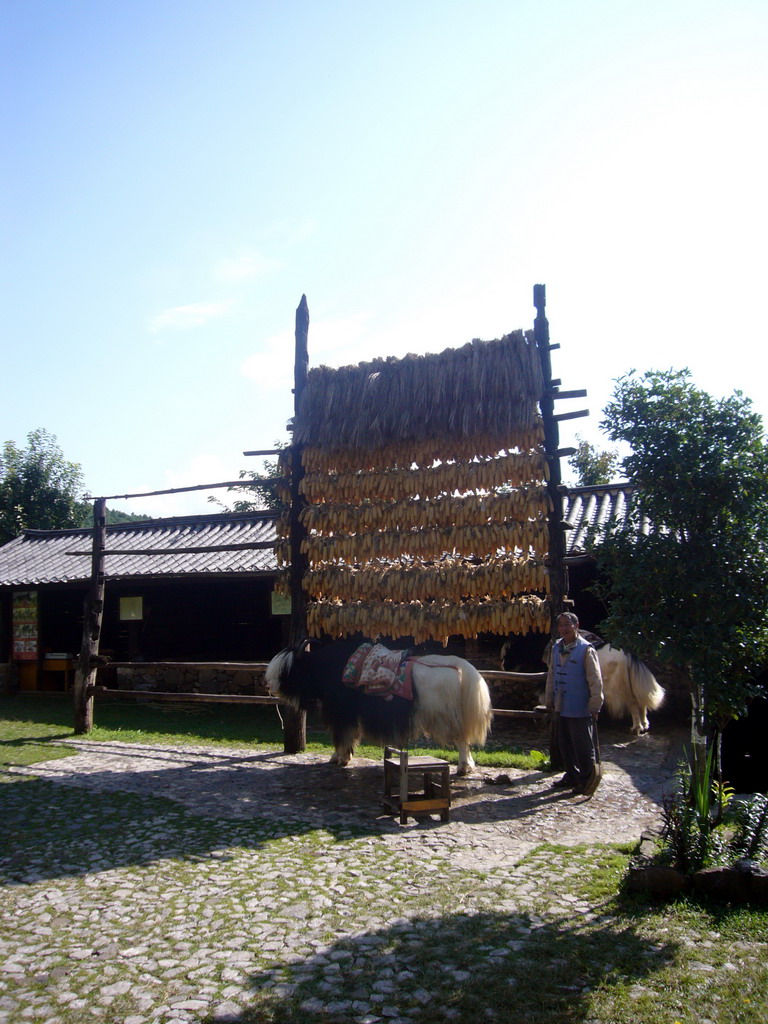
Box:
[0,512,279,586]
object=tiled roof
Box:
[0,485,636,587]
[0,512,279,586]
[563,483,639,557]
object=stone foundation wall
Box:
[112,666,269,696]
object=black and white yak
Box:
[265,638,493,775]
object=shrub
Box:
[661,751,768,873]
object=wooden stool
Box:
[383,746,451,824]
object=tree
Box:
[592,369,768,762]
[208,442,288,513]
[0,429,89,544]
[104,508,150,525]
[568,435,620,486]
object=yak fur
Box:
[265,638,492,774]
[595,643,665,735]
[501,631,665,735]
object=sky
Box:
[2,0,767,517]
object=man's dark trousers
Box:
[556,715,596,788]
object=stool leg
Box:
[399,749,409,824]
[441,767,450,821]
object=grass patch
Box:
[0,693,549,769]
[0,702,82,767]
[0,737,78,767]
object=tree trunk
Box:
[689,668,709,792]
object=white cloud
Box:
[214,252,278,283]
[149,300,233,334]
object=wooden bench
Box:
[383,746,451,824]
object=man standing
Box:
[544,612,604,794]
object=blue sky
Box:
[2,0,767,516]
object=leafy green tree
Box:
[593,369,768,761]
[568,435,620,485]
[208,441,288,513]
[104,508,150,525]
[0,429,88,543]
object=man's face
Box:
[557,616,578,644]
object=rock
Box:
[197,669,220,693]
[693,866,752,902]
[625,863,689,897]
[734,858,768,876]
[691,862,768,904]
[749,873,768,904]
[637,830,661,860]
[233,670,254,692]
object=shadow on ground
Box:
[216,905,680,1024]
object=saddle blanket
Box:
[341,642,414,701]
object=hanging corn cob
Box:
[300,486,551,535]
[303,558,550,602]
[300,449,548,505]
[306,595,551,645]
[300,420,546,476]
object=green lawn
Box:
[0,693,548,770]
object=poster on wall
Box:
[12,590,39,660]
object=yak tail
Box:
[458,662,493,746]
[626,652,665,710]
[411,655,492,747]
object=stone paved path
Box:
[11,724,686,865]
[0,726,688,1024]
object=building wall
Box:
[1,576,288,692]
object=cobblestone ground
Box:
[1,727,688,1024]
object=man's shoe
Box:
[552,775,575,789]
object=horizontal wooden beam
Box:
[92,661,270,671]
[552,389,588,400]
[555,447,577,458]
[94,664,543,681]
[554,409,589,422]
[97,477,288,501]
[87,687,276,704]
[481,670,546,683]
[490,708,549,719]
[86,685,550,721]
[243,449,284,456]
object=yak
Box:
[265,638,492,775]
[502,630,665,735]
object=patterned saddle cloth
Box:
[341,642,415,701]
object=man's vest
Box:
[553,635,592,718]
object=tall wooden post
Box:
[534,285,567,770]
[283,294,310,753]
[534,284,569,619]
[73,497,107,734]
